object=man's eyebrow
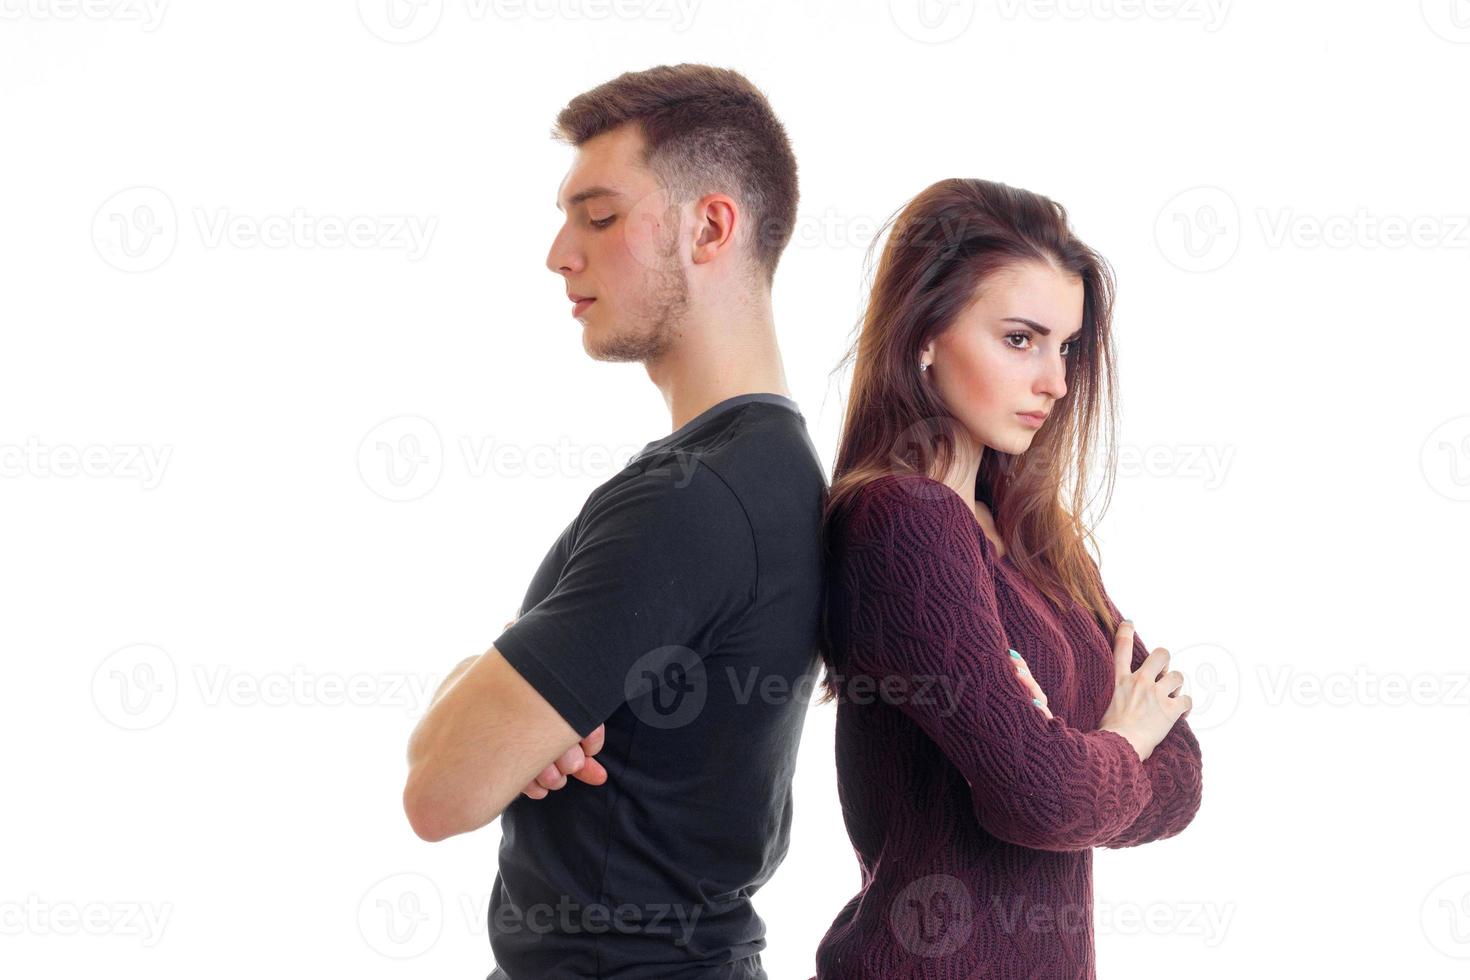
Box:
[555,185,623,211]
[1001,317,1084,339]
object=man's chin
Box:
[581,322,671,363]
[583,337,649,364]
[583,342,638,364]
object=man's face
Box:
[546,124,690,363]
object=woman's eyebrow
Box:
[1001,316,1083,339]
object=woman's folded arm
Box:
[835,476,1153,852]
[1095,598,1204,848]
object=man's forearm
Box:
[407,655,481,769]
[430,656,481,708]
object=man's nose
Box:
[545,226,585,276]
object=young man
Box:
[402,64,827,979]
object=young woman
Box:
[813,178,1204,979]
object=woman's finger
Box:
[1113,620,1136,679]
[1008,649,1053,719]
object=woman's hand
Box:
[1097,621,1192,762]
[1008,649,1054,720]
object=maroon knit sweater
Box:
[814,473,1203,979]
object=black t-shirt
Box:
[486,393,827,980]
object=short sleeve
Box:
[492,466,757,738]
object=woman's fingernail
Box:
[1009,649,1022,659]
[1031,698,1043,706]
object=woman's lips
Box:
[1016,412,1046,428]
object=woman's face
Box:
[923,260,1083,458]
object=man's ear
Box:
[691,193,738,266]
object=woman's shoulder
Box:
[839,472,977,543]
[851,472,969,514]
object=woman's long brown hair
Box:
[817,178,1124,704]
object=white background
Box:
[4,1,1469,977]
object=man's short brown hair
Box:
[553,64,799,285]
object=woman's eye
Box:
[1007,332,1080,356]
[589,215,616,229]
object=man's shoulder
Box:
[583,456,751,535]
[701,402,824,489]
[642,400,819,484]
[578,403,822,551]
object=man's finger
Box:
[525,759,610,799]
[571,757,608,786]
[580,723,606,757]
[554,744,586,776]
[534,761,568,791]
[522,727,611,800]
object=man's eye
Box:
[590,216,615,229]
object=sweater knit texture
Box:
[814,473,1203,979]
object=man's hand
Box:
[521,723,607,799]
[499,615,609,800]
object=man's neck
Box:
[645,302,792,433]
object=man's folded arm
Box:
[403,645,583,842]
[401,466,756,843]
